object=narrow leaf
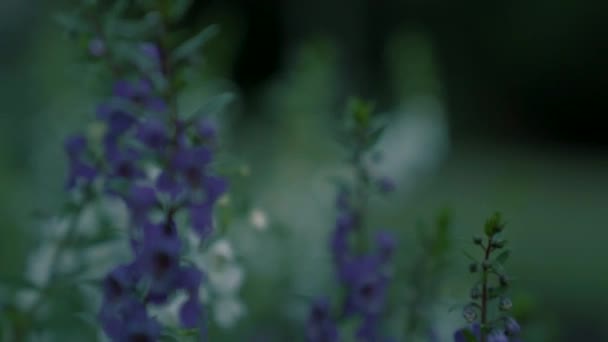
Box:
[172,25,220,63]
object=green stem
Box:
[23,205,83,331]
[480,237,493,342]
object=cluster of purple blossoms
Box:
[454,319,521,342]
[307,186,396,342]
[65,41,227,340]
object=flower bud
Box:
[473,236,483,245]
[470,286,481,300]
[499,275,509,287]
[499,297,512,311]
[463,305,477,323]
[491,239,506,249]
[88,38,106,57]
[469,262,478,273]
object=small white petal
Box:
[209,265,243,295]
[213,297,245,328]
[249,208,268,231]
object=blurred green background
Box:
[1,0,607,340]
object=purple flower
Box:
[112,80,136,99]
[488,331,509,342]
[347,257,387,314]
[124,185,158,224]
[109,149,144,180]
[64,135,97,189]
[65,134,87,159]
[173,146,212,187]
[306,297,339,342]
[102,264,139,305]
[156,171,182,198]
[196,118,217,142]
[179,297,202,328]
[504,317,521,336]
[190,201,213,238]
[107,110,137,137]
[204,175,228,203]
[99,291,159,342]
[139,42,161,66]
[137,225,182,303]
[144,97,167,113]
[375,231,396,262]
[454,324,481,342]
[356,314,381,341]
[137,118,168,149]
[331,212,355,267]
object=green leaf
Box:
[484,212,503,236]
[461,249,477,262]
[172,25,220,63]
[495,250,510,265]
[53,12,89,33]
[347,97,374,128]
[0,276,41,291]
[448,303,464,313]
[463,329,478,342]
[190,92,235,119]
[365,124,386,148]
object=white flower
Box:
[149,291,188,326]
[209,264,244,296]
[213,297,246,328]
[249,208,268,231]
[209,239,235,263]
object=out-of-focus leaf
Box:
[495,250,510,265]
[0,276,42,291]
[107,13,161,39]
[172,25,220,63]
[461,249,477,262]
[462,329,478,342]
[190,92,235,119]
[170,0,193,21]
[53,12,89,33]
[109,0,130,17]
